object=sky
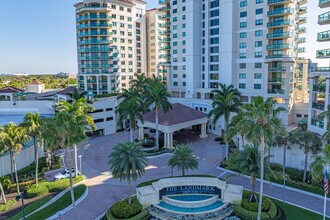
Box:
[0,1,326,74]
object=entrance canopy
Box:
[137,103,208,148]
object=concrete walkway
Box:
[60,131,330,219]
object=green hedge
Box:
[109,197,142,219]
[26,176,84,198]
[106,209,150,220]
[0,199,16,213]
[145,148,173,157]
[26,185,86,220]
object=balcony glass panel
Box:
[312,102,325,110]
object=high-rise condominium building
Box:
[74,0,147,94]
[308,0,330,135]
[159,0,308,125]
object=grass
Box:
[26,185,87,220]
[0,199,16,212]
[274,199,330,220]
[7,195,52,220]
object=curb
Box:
[147,152,173,159]
[46,185,89,220]
[217,167,330,202]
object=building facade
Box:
[308,0,330,135]
[74,0,147,94]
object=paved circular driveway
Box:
[61,130,223,220]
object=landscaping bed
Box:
[105,197,151,220]
[26,184,87,220]
[145,148,174,157]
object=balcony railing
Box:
[298,27,307,33]
[298,48,306,53]
[317,30,330,41]
[319,0,330,8]
[77,23,111,29]
[78,40,110,45]
[312,102,325,111]
[159,0,170,4]
[313,84,326,92]
[268,66,286,72]
[311,118,324,129]
[77,31,109,37]
[266,43,292,50]
[268,78,286,83]
[316,49,330,58]
[267,89,285,94]
[267,31,293,39]
[76,15,110,21]
[299,7,307,14]
[268,0,293,5]
[318,11,330,24]
[267,7,294,16]
[313,67,330,72]
[267,19,293,28]
[266,54,292,59]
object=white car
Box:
[54,168,80,181]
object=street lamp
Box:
[78,155,83,175]
[15,193,25,220]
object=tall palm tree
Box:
[21,112,43,187]
[168,144,199,176]
[144,79,172,150]
[130,73,148,95]
[239,96,285,220]
[0,123,29,195]
[310,145,330,183]
[55,98,95,176]
[208,83,241,160]
[109,142,148,205]
[227,109,246,148]
[227,145,275,202]
[289,129,322,182]
[116,96,144,142]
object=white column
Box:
[96,76,99,94]
[169,132,173,148]
[138,126,144,140]
[324,78,330,131]
[164,133,168,148]
[200,123,208,138]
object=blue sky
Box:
[0,1,326,74]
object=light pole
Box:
[15,193,25,220]
[78,155,83,175]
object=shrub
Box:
[144,133,150,138]
[26,184,49,198]
[214,137,223,142]
[109,197,142,219]
[106,209,150,220]
[0,199,16,212]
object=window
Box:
[254,84,261,89]
[106,117,113,121]
[240,11,247,17]
[173,82,178,86]
[254,63,262,68]
[106,108,113,111]
[255,52,262,58]
[296,114,302,118]
[240,22,247,28]
[255,41,262,47]
[254,73,262,79]
[256,8,263,15]
[256,0,263,3]
[239,73,246,79]
[210,10,219,17]
[240,0,247,7]
[255,30,263,36]
[239,53,246,58]
[240,32,247,38]
[255,19,263,26]
[210,28,219,35]
[210,37,219,44]
[239,42,246,48]
[94,118,104,123]
[239,83,246,89]
[210,19,219,26]
[239,63,246,69]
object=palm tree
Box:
[310,145,330,183]
[227,145,275,202]
[21,112,43,187]
[208,83,240,160]
[109,142,148,205]
[289,129,322,182]
[168,144,199,176]
[239,96,285,220]
[0,123,29,195]
[318,106,330,143]
[55,98,95,176]
[116,96,144,143]
[227,109,246,148]
[0,142,7,203]
[130,73,148,95]
[144,79,172,150]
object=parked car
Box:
[54,168,80,181]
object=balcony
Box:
[267,89,285,94]
[317,30,330,41]
[268,66,286,72]
[266,54,292,60]
[78,47,112,52]
[159,29,171,35]
[318,11,330,25]
[297,0,307,5]
[159,37,171,42]
[267,7,294,17]
[78,40,110,45]
[299,17,307,24]
[312,102,325,111]
[267,31,293,39]
[297,37,306,43]
[158,22,170,28]
[316,49,330,58]
[267,19,293,28]
[268,0,293,5]
[159,0,170,5]
[298,48,306,53]
[313,84,326,93]
[159,5,170,12]
[311,118,325,129]
[76,15,110,21]
[298,27,307,34]
[77,23,111,29]
[159,45,171,50]
[268,78,286,83]
[299,7,307,14]
[266,43,292,50]
[319,0,330,8]
[313,67,330,72]
[77,31,109,37]
[160,13,170,20]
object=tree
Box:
[55,98,95,177]
[21,112,43,187]
[168,144,199,176]
[109,142,148,205]
[227,145,275,202]
[208,83,241,160]
[144,79,172,150]
[227,109,246,149]
[310,145,330,183]
[289,129,322,182]
[0,123,29,195]
[239,96,285,220]
[0,142,8,203]
[130,73,148,95]
[319,105,330,143]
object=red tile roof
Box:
[28,80,44,85]
[0,86,23,93]
[142,103,207,126]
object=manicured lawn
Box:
[26,184,86,220]
[274,200,330,220]
[8,195,52,220]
